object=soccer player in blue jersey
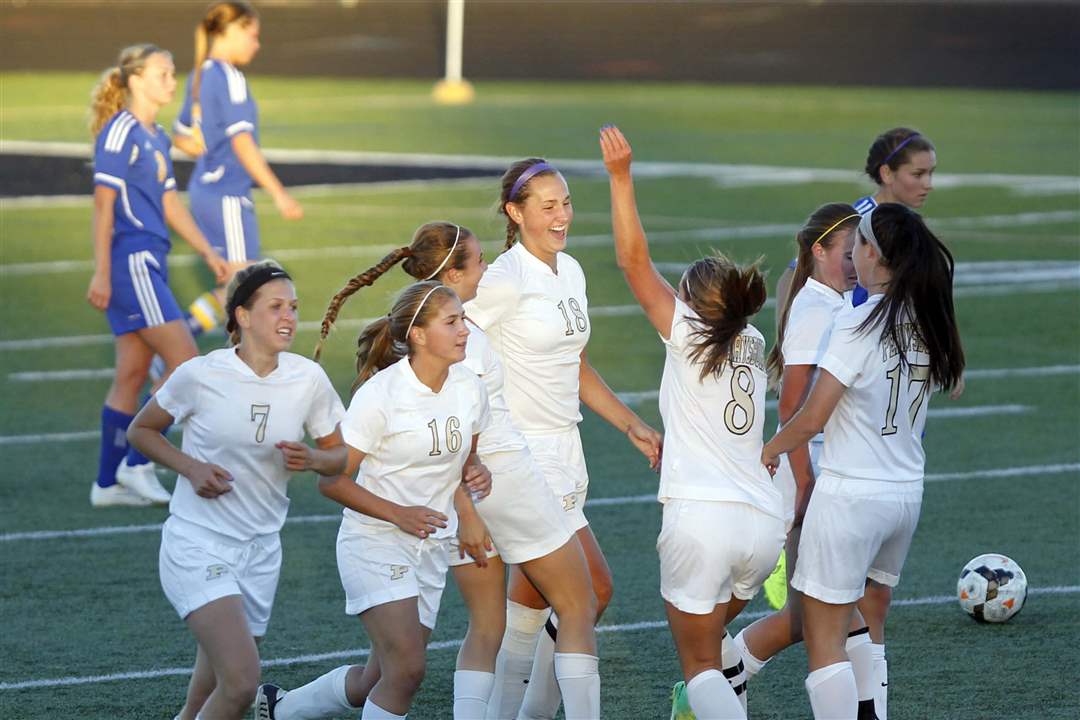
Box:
[172,1,303,337]
[88,44,228,507]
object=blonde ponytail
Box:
[88,44,167,138]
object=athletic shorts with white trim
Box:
[336,526,450,630]
[189,185,260,263]
[106,244,184,336]
[159,515,282,635]
[792,473,923,604]
[659,499,785,614]
[523,426,590,533]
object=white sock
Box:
[686,668,745,719]
[871,644,887,720]
[845,631,875,707]
[552,652,600,720]
[720,632,748,714]
[733,629,770,679]
[361,699,406,719]
[805,662,857,720]
[454,670,495,720]
[516,614,561,720]
[274,664,356,719]
[486,601,550,720]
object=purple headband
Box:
[881,133,921,167]
[509,161,556,201]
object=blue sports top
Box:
[176,59,260,197]
[93,110,176,249]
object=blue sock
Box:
[124,395,171,467]
[97,405,133,488]
[185,312,205,338]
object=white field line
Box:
[1,583,1076,691]
[3,461,1075,545]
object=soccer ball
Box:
[957,553,1028,623]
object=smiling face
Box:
[881,149,936,208]
[410,294,470,365]
[236,278,297,353]
[130,52,177,108]
[506,172,573,257]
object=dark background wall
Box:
[2,0,1078,89]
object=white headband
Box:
[424,224,461,280]
[405,285,443,339]
[859,209,885,259]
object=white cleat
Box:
[115,459,172,504]
[90,481,153,507]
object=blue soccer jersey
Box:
[93,110,176,248]
[851,195,878,306]
[176,59,259,198]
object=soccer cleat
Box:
[90,481,153,507]
[669,680,696,720]
[254,683,286,720]
[763,548,788,610]
[115,459,172,504]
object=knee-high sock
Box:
[97,405,133,488]
[454,670,495,720]
[486,601,549,720]
[871,644,887,720]
[553,653,599,720]
[805,662,857,720]
[361,699,406,719]
[721,632,748,714]
[686,669,745,720]
[733,628,770,680]
[846,629,877,719]
[517,615,560,719]
[125,394,170,467]
[274,665,357,719]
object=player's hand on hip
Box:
[87,272,111,311]
[462,462,492,500]
[393,505,448,539]
[190,462,234,498]
[600,124,632,177]
[761,449,780,477]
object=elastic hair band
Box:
[424,224,461,280]
[858,209,885,259]
[881,133,921,167]
[811,214,861,248]
[227,266,291,327]
[509,161,555,201]
[405,285,444,338]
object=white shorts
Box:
[336,526,450,630]
[775,439,823,533]
[448,448,573,567]
[524,426,590,533]
[658,499,785,614]
[792,473,923,604]
[159,515,281,636]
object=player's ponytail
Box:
[353,281,458,391]
[498,157,555,250]
[766,203,860,387]
[856,204,965,391]
[89,44,165,137]
[681,253,767,382]
[192,2,258,106]
[865,127,936,185]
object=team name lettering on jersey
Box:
[880,322,929,362]
[729,334,766,372]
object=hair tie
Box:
[424,225,461,280]
[881,133,921,167]
[509,161,555,201]
[405,286,443,338]
[811,214,860,249]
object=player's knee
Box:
[386,652,426,694]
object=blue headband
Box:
[881,133,921,167]
[509,161,556,201]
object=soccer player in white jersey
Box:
[127,261,347,720]
[465,156,662,719]
[762,204,965,719]
[171,2,303,340]
[601,125,784,720]
[734,204,882,719]
[255,226,599,719]
[87,44,228,507]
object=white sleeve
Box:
[472,375,492,435]
[304,366,347,440]
[661,297,695,352]
[818,317,872,387]
[782,304,834,366]
[154,358,201,423]
[466,261,520,331]
[341,381,388,455]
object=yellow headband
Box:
[811,213,861,249]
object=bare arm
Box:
[172,133,206,158]
[87,185,117,311]
[230,132,303,220]
[454,484,493,567]
[162,190,228,283]
[127,398,234,498]
[762,370,846,474]
[600,125,677,338]
[579,350,662,469]
[777,364,817,525]
[276,426,348,476]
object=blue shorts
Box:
[107,243,183,336]
[189,185,260,263]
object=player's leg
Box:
[175,643,216,720]
[451,555,507,719]
[359,598,429,718]
[185,595,262,720]
[802,596,859,720]
[667,601,745,719]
